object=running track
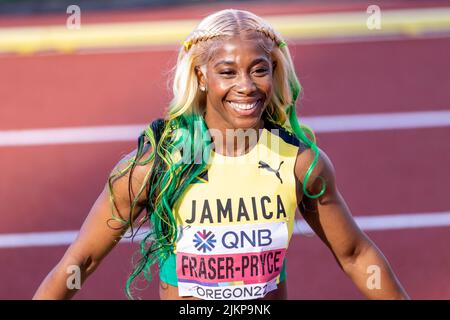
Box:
[1,2,450,299]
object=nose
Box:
[235,73,257,95]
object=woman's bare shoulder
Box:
[109,139,155,207]
[294,145,336,193]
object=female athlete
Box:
[34,9,409,300]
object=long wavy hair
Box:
[107,9,326,299]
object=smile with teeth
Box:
[227,100,260,111]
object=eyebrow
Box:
[213,57,270,68]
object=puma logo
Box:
[258,160,284,184]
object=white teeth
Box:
[229,101,258,110]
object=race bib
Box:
[176,221,288,300]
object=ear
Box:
[195,66,207,89]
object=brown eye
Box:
[220,70,235,75]
[254,68,269,75]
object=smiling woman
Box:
[197,38,274,128]
[33,8,410,301]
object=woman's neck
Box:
[204,113,264,157]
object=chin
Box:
[230,116,263,130]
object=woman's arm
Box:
[295,147,410,299]
[33,144,153,299]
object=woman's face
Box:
[197,36,275,131]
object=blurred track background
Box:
[1,0,450,299]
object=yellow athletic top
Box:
[159,121,303,300]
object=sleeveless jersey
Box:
[159,121,303,300]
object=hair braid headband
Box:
[182,27,287,52]
[182,30,223,51]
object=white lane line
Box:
[1,211,450,248]
[0,230,80,248]
[1,110,449,146]
[302,110,450,133]
[0,124,144,146]
[294,211,450,236]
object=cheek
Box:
[260,80,273,100]
[217,82,231,93]
[207,76,231,99]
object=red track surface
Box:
[1,3,450,299]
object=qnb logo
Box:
[193,230,217,253]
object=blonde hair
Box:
[168,9,299,127]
